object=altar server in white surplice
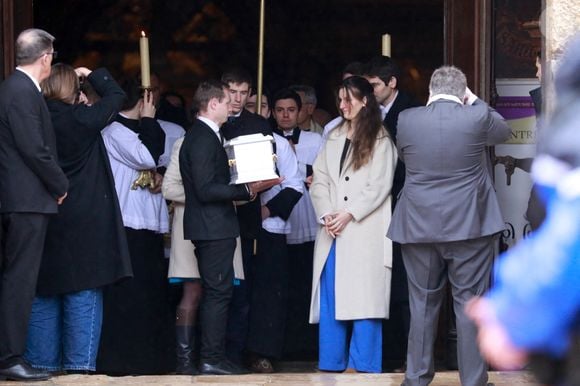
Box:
[272,88,323,356]
[246,123,303,372]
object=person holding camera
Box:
[24,64,131,374]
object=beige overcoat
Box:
[161,138,244,279]
[309,122,397,323]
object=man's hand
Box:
[148,172,163,194]
[57,192,68,205]
[463,87,478,105]
[140,90,156,118]
[248,177,284,195]
[261,205,270,220]
[305,175,313,188]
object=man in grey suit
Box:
[387,65,510,386]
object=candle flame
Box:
[141,31,146,37]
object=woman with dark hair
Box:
[24,64,132,373]
[309,76,397,373]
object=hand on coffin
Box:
[248,177,284,194]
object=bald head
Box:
[16,28,55,66]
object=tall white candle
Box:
[382,34,391,57]
[140,31,151,88]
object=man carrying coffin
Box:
[179,79,279,375]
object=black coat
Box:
[36,68,132,296]
[0,70,68,214]
[179,118,251,241]
[383,90,421,202]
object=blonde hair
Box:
[41,63,79,104]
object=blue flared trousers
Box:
[319,241,382,373]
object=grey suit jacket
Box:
[387,98,511,243]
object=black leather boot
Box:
[175,308,199,375]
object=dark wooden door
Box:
[1,0,33,79]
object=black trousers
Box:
[226,237,253,364]
[284,241,318,358]
[97,228,172,375]
[0,213,49,366]
[246,230,289,359]
[195,238,236,363]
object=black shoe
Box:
[199,359,250,375]
[0,361,51,381]
[176,363,200,375]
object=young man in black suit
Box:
[0,28,68,381]
[364,56,420,372]
[179,80,279,375]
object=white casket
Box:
[224,133,278,184]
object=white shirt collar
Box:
[379,105,388,120]
[426,93,463,106]
[198,116,220,138]
[16,67,41,92]
[382,90,398,115]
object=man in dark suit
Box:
[387,65,511,386]
[179,80,279,375]
[365,56,420,202]
[365,56,420,370]
[0,28,68,381]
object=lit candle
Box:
[382,34,391,57]
[140,31,151,88]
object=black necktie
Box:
[227,116,236,124]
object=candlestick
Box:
[140,31,151,88]
[382,34,391,57]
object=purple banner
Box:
[496,96,536,120]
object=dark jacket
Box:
[0,70,68,214]
[179,118,251,241]
[36,68,132,296]
[383,90,421,203]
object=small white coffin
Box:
[224,133,278,184]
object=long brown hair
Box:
[338,76,386,170]
[41,63,79,104]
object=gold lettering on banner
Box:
[504,117,537,144]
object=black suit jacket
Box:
[383,90,421,202]
[221,108,272,140]
[0,70,68,214]
[179,118,251,241]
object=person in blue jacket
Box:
[467,34,580,386]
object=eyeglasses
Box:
[41,51,58,59]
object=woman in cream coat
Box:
[309,76,397,373]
